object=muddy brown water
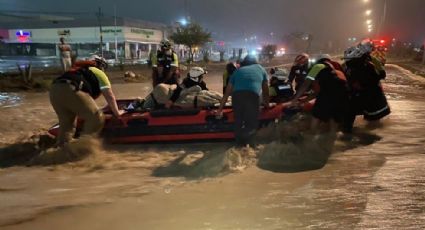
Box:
[0,64,424,229]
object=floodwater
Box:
[0,64,424,229]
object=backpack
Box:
[55,67,101,99]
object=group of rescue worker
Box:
[49,38,390,148]
[218,39,390,145]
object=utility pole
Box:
[96,7,104,57]
[377,0,387,37]
[114,5,118,62]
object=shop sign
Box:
[15,30,31,42]
[57,29,71,36]
[101,29,122,33]
[130,28,154,38]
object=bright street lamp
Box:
[366,19,372,25]
[365,9,372,16]
[179,18,188,26]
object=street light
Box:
[179,18,188,26]
[365,9,372,16]
[366,19,372,25]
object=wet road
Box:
[0,64,424,229]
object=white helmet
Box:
[359,39,374,53]
[344,39,374,60]
[272,68,289,81]
[189,67,207,82]
[344,46,364,59]
[160,39,172,49]
[316,53,331,62]
[89,55,108,69]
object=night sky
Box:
[1,0,424,44]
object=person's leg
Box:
[243,92,260,145]
[69,91,104,138]
[310,117,321,134]
[60,58,66,73]
[232,92,246,146]
[49,84,77,146]
[64,58,72,72]
[329,119,339,133]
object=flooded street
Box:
[0,64,424,229]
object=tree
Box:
[262,44,277,61]
[170,22,212,63]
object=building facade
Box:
[0,17,167,61]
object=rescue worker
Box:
[151,39,179,87]
[217,55,270,146]
[268,67,294,102]
[290,54,348,133]
[165,66,209,108]
[49,55,124,147]
[342,40,390,133]
[222,62,238,93]
[288,53,310,92]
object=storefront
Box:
[0,25,164,61]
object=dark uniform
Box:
[307,60,349,123]
[343,54,390,133]
[152,50,179,86]
[288,64,309,92]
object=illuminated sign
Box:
[130,28,154,38]
[15,30,31,42]
[101,29,122,33]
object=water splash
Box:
[0,93,22,108]
[30,136,103,166]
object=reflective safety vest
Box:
[371,49,386,65]
[155,50,178,69]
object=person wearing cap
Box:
[342,40,390,133]
[217,55,270,146]
[290,54,348,133]
[288,53,310,92]
[165,66,209,108]
[151,39,179,87]
[49,55,124,147]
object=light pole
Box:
[377,0,387,37]
[96,7,104,57]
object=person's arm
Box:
[261,80,270,108]
[102,88,124,118]
[200,81,208,90]
[165,85,183,108]
[217,83,233,116]
[291,64,323,103]
[287,66,296,84]
[90,67,123,117]
[292,79,313,101]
